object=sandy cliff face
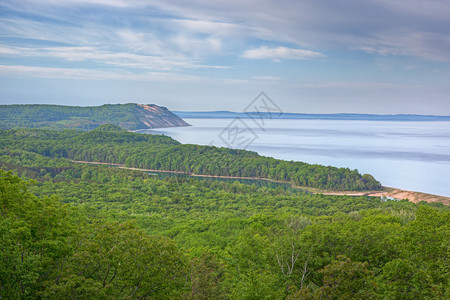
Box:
[136,104,190,129]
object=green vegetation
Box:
[0,125,450,299]
[0,169,188,299]
[1,126,449,299]
[0,103,188,130]
[0,125,381,191]
[1,150,449,299]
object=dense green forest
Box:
[0,103,189,130]
[1,146,449,299]
[0,125,381,191]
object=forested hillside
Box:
[1,148,449,299]
[0,125,381,191]
[0,103,190,130]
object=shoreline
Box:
[310,187,450,206]
[70,160,450,206]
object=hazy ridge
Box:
[175,111,450,121]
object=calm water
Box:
[140,119,450,197]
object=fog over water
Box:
[142,119,450,197]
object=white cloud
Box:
[356,31,450,63]
[0,64,229,83]
[0,45,226,71]
[1,0,142,9]
[169,35,222,56]
[242,46,325,60]
[146,0,450,62]
[252,75,282,81]
[2,0,450,63]
[173,19,241,36]
[301,81,424,90]
[0,64,200,82]
[115,30,172,56]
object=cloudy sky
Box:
[0,0,449,114]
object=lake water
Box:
[139,119,450,197]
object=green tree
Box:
[292,255,375,299]
[0,170,76,299]
[43,221,189,299]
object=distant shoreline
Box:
[174,111,450,122]
[70,160,450,206]
[303,187,450,206]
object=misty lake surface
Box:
[140,119,450,197]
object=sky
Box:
[0,0,449,114]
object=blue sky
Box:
[0,0,449,114]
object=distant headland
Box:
[0,103,190,131]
